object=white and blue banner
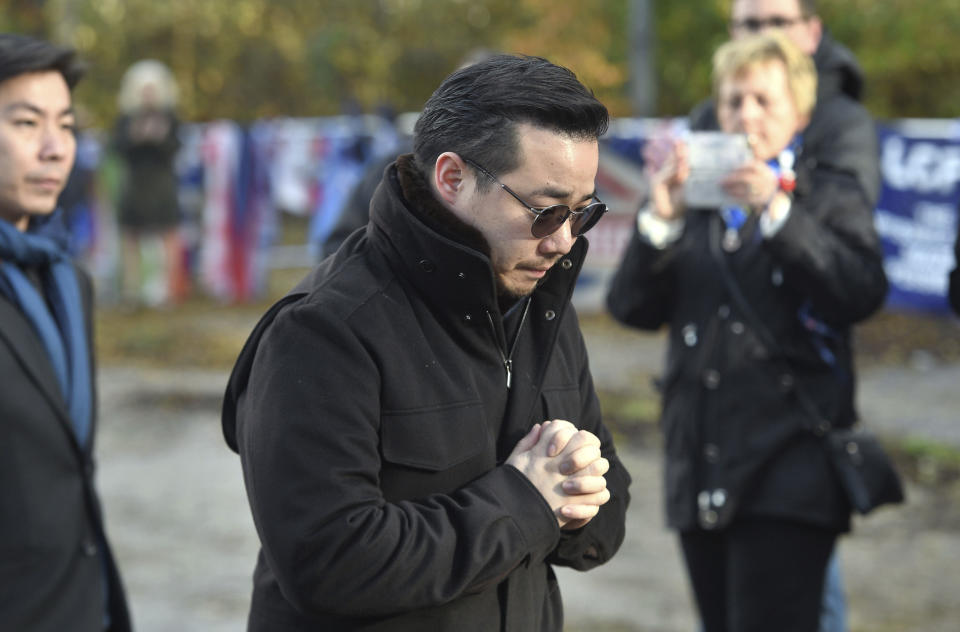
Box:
[73,116,960,310]
[875,122,960,313]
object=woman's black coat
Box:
[607,149,887,533]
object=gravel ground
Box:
[94,319,960,631]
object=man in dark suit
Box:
[0,33,131,631]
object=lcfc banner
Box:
[876,122,960,313]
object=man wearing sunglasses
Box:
[223,54,631,631]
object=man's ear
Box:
[433,152,470,207]
[805,16,823,51]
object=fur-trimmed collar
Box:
[395,154,491,258]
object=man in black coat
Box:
[222,55,631,631]
[0,34,131,631]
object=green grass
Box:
[894,436,960,486]
[95,266,311,369]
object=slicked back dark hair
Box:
[0,33,83,90]
[413,54,608,191]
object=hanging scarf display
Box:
[0,212,92,446]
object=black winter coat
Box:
[112,109,181,230]
[222,157,631,631]
[607,148,887,533]
[0,266,131,632]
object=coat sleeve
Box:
[764,162,888,326]
[546,327,631,571]
[806,96,881,206]
[606,224,681,331]
[235,302,563,618]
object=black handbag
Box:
[707,216,905,516]
[825,428,905,514]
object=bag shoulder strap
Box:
[706,214,830,435]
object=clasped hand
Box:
[505,420,611,530]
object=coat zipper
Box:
[486,297,531,389]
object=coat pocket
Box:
[540,384,582,425]
[381,401,488,471]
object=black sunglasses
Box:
[731,15,807,31]
[463,158,607,239]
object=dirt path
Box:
[93,315,960,631]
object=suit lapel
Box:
[0,294,80,450]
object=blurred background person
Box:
[950,212,960,315]
[0,33,131,631]
[691,0,879,206]
[316,101,412,260]
[112,59,184,307]
[607,33,888,632]
[56,105,99,258]
[318,48,497,261]
[687,2,881,629]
